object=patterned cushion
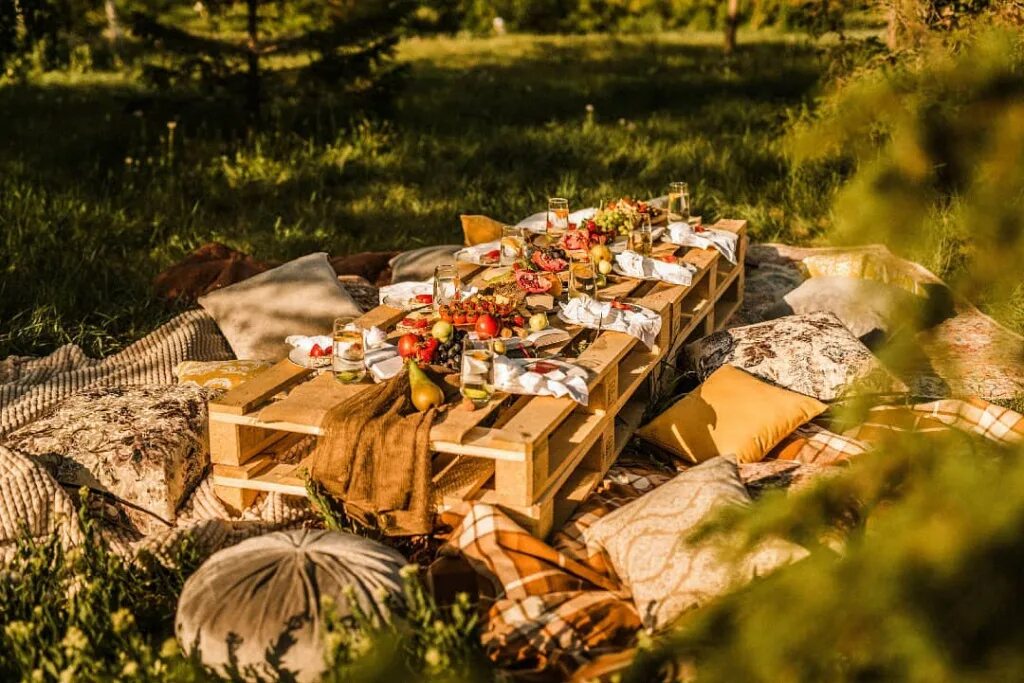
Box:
[176,529,406,682]
[5,385,210,533]
[583,456,808,631]
[174,359,271,391]
[686,312,906,401]
[636,366,827,464]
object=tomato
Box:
[453,312,467,325]
[475,314,500,339]
[414,318,429,329]
[513,315,525,327]
[397,333,421,359]
[466,312,479,324]
[415,293,433,304]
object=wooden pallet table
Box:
[209,219,747,538]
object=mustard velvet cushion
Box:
[174,360,272,391]
[637,365,827,464]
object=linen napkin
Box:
[453,240,501,265]
[614,250,698,286]
[363,327,403,382]
[558,294,663,348]
[664,221,739,264]
[516,208,597,233]
[493,356,589,405]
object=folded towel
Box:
[614,250,697,286]
[493,356,589,405]
[558,295,662,348]
[664,222,739,264]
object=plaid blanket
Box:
[445,398,1024,679]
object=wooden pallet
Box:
[209,219,747,537]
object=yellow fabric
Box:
[174,360,271,391]
[802,252,927,297]
[637,365,827,464]
[460,215,504,246]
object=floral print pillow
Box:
[686,312,906,401]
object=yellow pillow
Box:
[459,215,504,246]
[174,360,272,391]
[637,366,827,464]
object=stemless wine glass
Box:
[628,215,653,256]
[547,197,569,236]
[433,264,460,312]
[332,317,366,383]
[500,225,526,266]
[460,339,495,406]
[667,181,690,223]
[568,252,596,299]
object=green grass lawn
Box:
[0,30,840,359]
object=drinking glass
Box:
[667,181,690,223]
[568,253,596,299]
[546,197,569,236]
[433,264,460,312]
[500,225,526,266]
[628,215,653,257]
[460,339,495,406]
[332,317,366,383]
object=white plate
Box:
[288,347,332,370]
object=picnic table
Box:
[208,219,747,538]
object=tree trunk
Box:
[104,0,121,43]
[724,0,740,55]
[246,0,261,120]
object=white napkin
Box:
[664,222,739,265]
[454,240,501,265]
[516,208,597,234]
[378,280,478,307]
[558,295,663,348]
[614,250,697,286]
[493,356,589,405]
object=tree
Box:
[131,0,413,119]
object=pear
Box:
[407,359,444,412]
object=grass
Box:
[0,29,841,359]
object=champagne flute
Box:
[332,317,366,383]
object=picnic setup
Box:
[4,182,1024,681]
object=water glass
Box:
[546,197,569,236]
[628,216,653,256]
[433,264,460,311]
[333,317,366,383]
[500,225,526,266]
[460,339,495,406]
[667,181,690,223]
[568,253,596,299]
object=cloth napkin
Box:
[664,222,739,264]
[516,208,597,233]
[614,250,698,286]
[558,295,663,348]
[493,356,589,405]
[363,327,403,382]
[454,240,501,265]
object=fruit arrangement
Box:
[438,296,526,333]
[397,320,470,373]
[524,245,569,273]
[559,229,591,252]
[584,198,659,241]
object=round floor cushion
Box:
[176,529,407,681]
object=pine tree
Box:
[130,0,413,119]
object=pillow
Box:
[460,215,504,246]
[583,456,807,631]
[174,360,272,391]
[389,245,461,283]
[637,365,826,464]
[686,312,907,401]
[198,252,361,361]
[4,385,210,534]
[802,251,927,297]
[176,529,406,682]
[763,276,922,342]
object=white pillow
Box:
[199,252,360,360]
[583,456,808,631]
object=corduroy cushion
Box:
[637,366,827,464]
[176,529,406,682]
[583,456,808,631]
[198,252,361,361]
[174,360,272,391]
